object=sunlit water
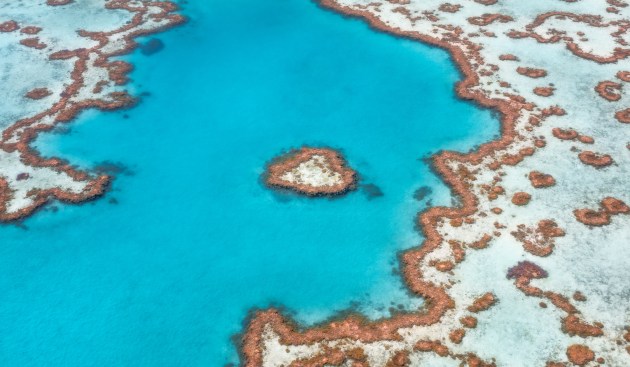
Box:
[0,0,497,365]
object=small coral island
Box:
[265,147,357,196]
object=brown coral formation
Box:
[25,88,52,100]
[16,173,30,181]
[474,0,498,5]
[615,108,630,123]
[511,192,531,206]
[46,0,74,5]
[516,67,547,78]
[562,315,604,337]
[506,261,604,343]
[572,291,586,302]
[573,208,611,226]
[601,197,630,214]
[460,316,478,328]
[413,340,449,357]
[290,347,347,367]
[574,197,628,226]
[507,261,548,280]
[20,26,42,35]
[551,128,593,144]
[511,220,565,257]
[0,20,19,32]
[566,344,595,366]
[385,351,409,367]
[595,81,623,101]
[577,135,594,144]
[19,37,47,49]
[510,12,630,63]
[499,54,519,61]
[533,87,555,97]
[265,147,357,196]
[438,3,461,13]
[577,151,613,168]
[552,128,579,140]
[467,292,497,312]
[449,328,466,344]
[528,171,556,188]
[467,13,514,26]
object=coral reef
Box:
[0,0,184,221]
[240,0,630,366]
[265,147,357,196]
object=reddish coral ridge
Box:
[595,80,623,101]
[460,316,478,328]
[572,291,587,302]
[578,151,613,168]
[601,197,630,214]
[0,20,19,32]
[566,344,595,366]
[512,219,565,257]
[529,171,556,188]
[499,54,519,61]
[509,12,630,63]
[562,314,603,337]
[16,173,30,181]
[512,192,531,206]
[552,128,579,141]
[617,71,630,82]
[19,37,47,49]
[438,3,461,13]
[533,87,554,97]
[507,259,603,341]
[552,128,594,144]
[467,13,514,26]
[265,147,357,196]
[386,351,409,367]
[516,67,547,78]
[574,197,629,226]
[46,0,74,5]
[20,26,42,35]
[467,293,497,312]
[449,328,465,344]
[507,261,548,280]
[615,108,630,124]
[25,88,52,100]
[474,0,498,5]
[574,208,611,226]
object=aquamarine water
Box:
[0,1,497,365]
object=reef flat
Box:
[265,147,357,196]
[242,1,630,366]
[0,0,183,220]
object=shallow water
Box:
[0,0,497,365]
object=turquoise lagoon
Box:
[0,0,498,366]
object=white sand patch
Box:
[279,155,344,188]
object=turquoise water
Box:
[0,1,497,366]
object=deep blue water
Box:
[0,1,497,366]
